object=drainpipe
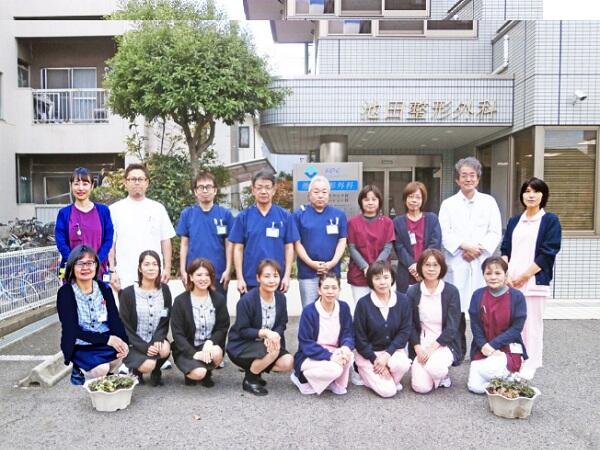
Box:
[492,35,509,74]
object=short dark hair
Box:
[256,259,282,278]
[519,177,549,209]
[416,249,447,280]
[318,271,341,288]
[366,261,396,290]
[481,256,508,274]
[252,170,275,187]
[358,184,383,214]
[185,258,216,292]
[124,163,149,180]
[137,250,161,289]
[192,171,217,192]
[64,245,100,283]
[70,167,94,185]
[402,181,427,211]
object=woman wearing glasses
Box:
[55,167,114,280]
[57,245,129,385]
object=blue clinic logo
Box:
[304,166,318,179]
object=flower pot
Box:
[83,376,139,412]
[486,387,540,419]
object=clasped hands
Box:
[107,335,129,359]
[262,330,281,353]
[330,346,352,366]
[193,341,218,364]
[373,351,392,379]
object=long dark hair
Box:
[64,245,100,283]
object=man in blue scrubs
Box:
[294,175,348,307]
[229,171,299,294]
[177,171,234,296]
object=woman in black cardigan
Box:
[171,258,229,387]
[227,259,293,396]
[119,250,172,386]
[406,249,461,394]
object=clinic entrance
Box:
[350,155,442,217]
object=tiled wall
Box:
[552,238,600,299]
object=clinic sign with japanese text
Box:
[360,99,501,122]
[293,162,363,217]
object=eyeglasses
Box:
[126,177,147,183]
[75,261,97,268]
[195,184,215,192]
[254,185,273,192]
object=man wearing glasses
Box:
[438,157,502,361]
[176,171,234,296]
[229,171,300,294]
[108,164,176,291]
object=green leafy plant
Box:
[88,374,135,393]
[486,377,536,399]
[241,172,293,211]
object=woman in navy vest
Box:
[291,272,354,395]
[501,177,561,380]
[467,257,527,394]
[393,182,442,293]
[227,259,293,396]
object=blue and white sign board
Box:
[293,162,363,217]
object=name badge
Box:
[160,308,169,318]
[409,232,417,246]
[509,343,523,354]
[102,273,111,283]
[266,227,279,238]
[98,309,108,323]
[326,224,339,235]
[216,225,227,235]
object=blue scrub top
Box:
[293,204,348,279]
[176,204,234,279]
[229,204,299,288]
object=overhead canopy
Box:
[224,158,276,185]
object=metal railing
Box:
[32,89,109,124]
[0,246,61,321]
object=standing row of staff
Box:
[55,156,560,388]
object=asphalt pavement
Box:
[0,318,598,450]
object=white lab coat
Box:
[438,190,502,312]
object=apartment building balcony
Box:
[32,88,108,124]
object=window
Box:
[544,129,597,231]
[378,20,424,35]
[327,19,372,35]
[340,0,381,15]
[295,0,334,15]
[425,20,476,37]
[512,127,534,216]
[18,60,30,87]
[238,126,250,148]
[384,0,428,16]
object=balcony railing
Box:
[32,89,108,124]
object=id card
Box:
[216,225,227,235]
[98,309,108,323]
[409,232,417,246]
[509,343,523,354]
[326,224,339,235]
[102,273,111,283]
[266,227,279,238]
[160,308,169,318]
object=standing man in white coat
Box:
[438,157,502,361]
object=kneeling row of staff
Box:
[58,244,527,397]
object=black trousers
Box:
[459,312,467,360]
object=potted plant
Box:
[83,374,139,412]
[485,377,541,419]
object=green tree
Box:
[242,172,294,211]
[105,0,286,171]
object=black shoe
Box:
[200,371,214,388]
[150,368,163,387]
[133,369,145,385]
[257,374,267,386]
[184,376,197,386]
[243,378,268,396]
[70,366,85,386]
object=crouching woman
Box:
[467,256,528,394]
[292,272,354,395]
[57,245,128,385]
[171,258,229,387]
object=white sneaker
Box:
[350,369,364,386]
[118,364,129,375]
[439,376,452,388]
[326,382,347,395]
[218,360,225,369]
[161,360,172,370]
[396,382,403,392]
[290,372,316,395]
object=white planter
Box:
[486,387,540,419]
[83,377,138,412]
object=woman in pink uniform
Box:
[353,261,412,398]
[501,177,561,380]
[347,185,395,310]
[291,272,354,395]
[407,249,461,393]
